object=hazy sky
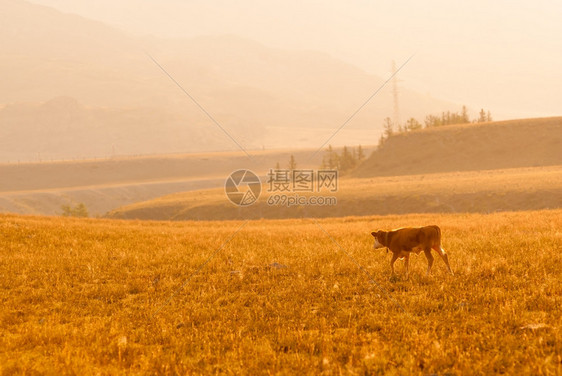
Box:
[28,0,562,119]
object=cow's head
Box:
[371,230,386,250]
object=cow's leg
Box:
[390,253,399,275]
[424,248,434,276]
[404,253,410,280]
[433,245,454,275]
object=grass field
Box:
[1,210,561,374]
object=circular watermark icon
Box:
[225,170,261,206]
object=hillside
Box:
[106,165,562,221]
[0,146,370,216]
[106,118,562,221]
[353,117,562,177]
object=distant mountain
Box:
[0,0,457,161]
[0,97,258,161]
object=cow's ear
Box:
[371,231,377,237]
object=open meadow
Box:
[3,1,562,375]
[1,210,561,374]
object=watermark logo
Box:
[224,169,338,207]
[225,170,261,206]
[266,169,338,207]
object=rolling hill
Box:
[0,146,369,216]
[106,118,562,221]
[105,165,562,221]
[353,117,562,177]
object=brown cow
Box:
[371,226,453,278]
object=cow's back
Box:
[389,226,441,252]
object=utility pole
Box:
[391,60,400,130]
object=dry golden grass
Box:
[1,210,561,374]
[107,165,562,221]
